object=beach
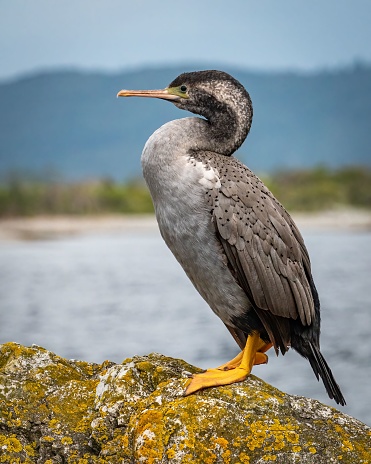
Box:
[0,209,370,241]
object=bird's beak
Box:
[116,88,181,101]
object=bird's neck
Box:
[141,114,250,212]
[186,94,253,157]
[209,106,252,156]
[141,107,252,187]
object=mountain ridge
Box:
[0,64,370,180]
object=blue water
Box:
[0,228,370,425]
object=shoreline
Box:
[0,209,370,241]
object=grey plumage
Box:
[118,70,346,405]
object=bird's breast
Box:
[140,120,251,325]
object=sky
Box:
[1,0,371,82]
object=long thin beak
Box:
[116,88,180,101]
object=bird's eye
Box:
[180,85,187,93]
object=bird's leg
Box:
[216,339,273,371]
[185,332,269,395]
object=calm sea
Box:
[0,228,370,425]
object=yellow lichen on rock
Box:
[1,343,371,463]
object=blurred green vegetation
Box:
[262,166,371,211]
[0,166,370,217]
[0,178,154,216]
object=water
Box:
[0,228,370,426]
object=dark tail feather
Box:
[307,342,346,406]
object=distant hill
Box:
[0,64,370,180]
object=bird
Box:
[117,70,346,406]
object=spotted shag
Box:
[117,70,345,406]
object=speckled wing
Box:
[206,155,315,351]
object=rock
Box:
[0,342,370,463]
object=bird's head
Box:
[118,70,251,123]
[117,70,253,155]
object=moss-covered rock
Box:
[0,342,370,463]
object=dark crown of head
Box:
[169,70,245,92]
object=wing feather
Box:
[205,155,315,350]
